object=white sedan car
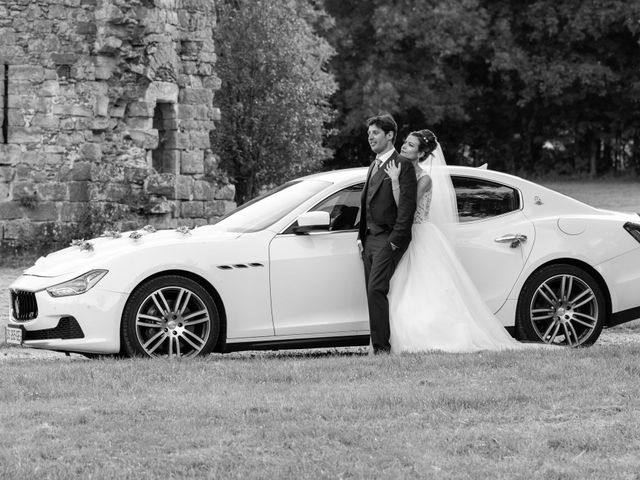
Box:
[6,167,640,357]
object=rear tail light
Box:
[624,222,640,243]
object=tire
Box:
[121,275,220,358]
[516,264,606,347]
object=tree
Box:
[479,0,640,175]
[214,0,337,203]
[323,0,489,169]
[322,0,640,176]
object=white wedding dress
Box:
[388,168,525,353]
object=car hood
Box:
[23,226,242,278]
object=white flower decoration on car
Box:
[70,239,94,251]
[129,231,143,240]
[102,230,122,238]
[175,226,192,236]
[142,225,157,233]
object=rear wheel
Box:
[516,264,605,347]
[121,275,219,357]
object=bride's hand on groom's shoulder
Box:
[385,161,401,181]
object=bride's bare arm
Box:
[416,174,432,201]
[384,161,402,205]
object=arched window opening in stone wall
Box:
[152,102,177,174]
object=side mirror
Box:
[293,211,331,235]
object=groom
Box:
[358,113,417,354]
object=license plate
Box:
[5,326,22,345]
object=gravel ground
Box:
[2,264,640,361]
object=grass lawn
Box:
[2,179,640,478]
[541,179,640,213]
[2,347,640,479]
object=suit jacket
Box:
[358,151,417,250]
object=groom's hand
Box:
[390,242,398,251]
[357,239,364,258]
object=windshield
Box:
[212,179,331,232]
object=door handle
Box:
[494,234,527,248]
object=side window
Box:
[452,176,520,222]
[283,183,364,234]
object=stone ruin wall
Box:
[0,0,235,249]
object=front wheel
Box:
[121,275,220,358]
[516,264,606,347]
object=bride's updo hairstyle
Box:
[410,129,438,161]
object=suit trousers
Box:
[362,231,406,352]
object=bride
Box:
[384,129,526,353]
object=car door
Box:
[268,183,369,336]
[452,176,536,313]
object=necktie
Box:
[371,158,381,177]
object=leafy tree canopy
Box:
[214,0,337,203]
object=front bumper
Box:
[7,285,129,354]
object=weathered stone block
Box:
[38,80,60,97]
[126,117,153,129]
[125,130,159,149]
[193,180,215,201]
[145,82,179,104]
[181,150,204,174]
[146,174,176,199]
[76,22,97,35]
[163,131,190,149]
[15,165,31,180]
[127,102,154,117]
[180,88,213,105]
[91,117,111,131]
[31,114,60,129]
[176,175,193,200]
[25,202,58,222]
[51,53,79,64]
[60,202,86,221]
[203,151,219,176]
[103,183,130,202]
[37,183,68,201]
[7,110,27,127]
[211,107,221,122]
[214,184,236,201]
[94,95,109,117]
[124,167,152,185]
[68,181,90,202]
[8,127,43,144]
[0,183,9,201]
[0,202,27,220]
[109,105,127,118]
[92,164,124,183]
[12,180,37,200]
[0,167,14,182]
[204,200,227,217]
[189,131,210,149]
[71,162,92,181]
[52,104,93,117]
[80,143,102,161]
[181,201,204,218]
[11,65,45,83]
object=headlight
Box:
[46,270,108,297]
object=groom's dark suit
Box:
[358,151,417,353]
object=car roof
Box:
[301,165,526,186]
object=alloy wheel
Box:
[135,285,211,357]
[529,273,599,346]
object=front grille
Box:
[23,316,84,341]
[10,290,38,321]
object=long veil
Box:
[425,143,458,241]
